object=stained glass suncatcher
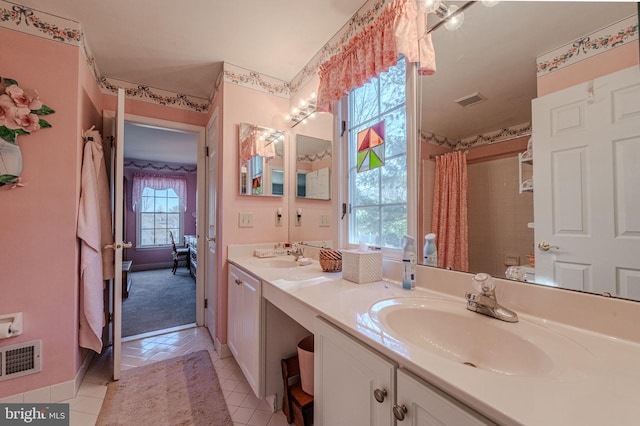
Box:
[356,120,385,173]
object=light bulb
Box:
[444,4,464,31]
[300,99,307,107]
[291,107,300,115]
[481,0,500,7]
[423,0,441,13]
[309,91,316,99]
[284,113,291,121]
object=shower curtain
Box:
[431,151,469,271]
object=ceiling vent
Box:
[454,92,487,107]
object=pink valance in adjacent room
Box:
[317,0,436,113]
[132,174,187,211]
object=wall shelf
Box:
[518,151,533,193]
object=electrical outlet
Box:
[319,214,330,227]
[239,212,254,228]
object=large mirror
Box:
[239,123,285,196]
[418,2,638,299]
[295,134,332,200]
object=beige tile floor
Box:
[65,326,289,426]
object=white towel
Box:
[77,130,113,353]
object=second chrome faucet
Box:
[465,273,518,323]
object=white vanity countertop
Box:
[229,255,640,426]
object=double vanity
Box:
[227,244,640,425]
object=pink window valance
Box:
[239,129,276,163]
[132,174,187,211]
[317,0,436,113]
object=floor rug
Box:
[96,350,232,426]
[122,268,196,337]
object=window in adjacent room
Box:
[136,187,184,247]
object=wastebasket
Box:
[297,335,314,395]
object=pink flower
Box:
[5,85,43,111]
[0,94,16,127]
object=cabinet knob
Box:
[373,388,387,403]
[235,279,242,285]
[393,404,408,421]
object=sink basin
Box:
[369,297,592,377]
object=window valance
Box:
[317,0,435,113]
[132,174,187,211]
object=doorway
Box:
[120,121,199,338]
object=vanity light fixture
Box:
[426,1,475,34]
[286,92,317,128]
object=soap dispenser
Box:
[423,233,437,267]
[401,235,417,290]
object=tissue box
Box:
[342,250,383,284]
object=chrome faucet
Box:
[465,273,518,323]
[288,244,304,261]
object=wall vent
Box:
[0,340,42,381]
[454,92,487,107]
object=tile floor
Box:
[65,326,289,426]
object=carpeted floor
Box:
[122,268,196,337]
[96,350,232,425]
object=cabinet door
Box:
[396,369,495,426]
[227,264,262,398]
[315,317,395,426]
[227,265,241,358]
[239,270,261,397]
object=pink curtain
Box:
[431,151,468,271]
[132,174,187,211]
[239,129,275,162]
[317,0,436,112]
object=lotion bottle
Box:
[401,235,417,289]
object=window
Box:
[132,174,187,248]
[347,57,408,249]
[137,187,184,247]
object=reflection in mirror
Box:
[418,2,638,299]
[239,123,285,197]
[296,134,331,200]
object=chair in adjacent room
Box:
[169,231,189,274]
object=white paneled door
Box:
[532,66,640,298]
[205,108,218,343]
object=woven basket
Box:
[319,249,342,272]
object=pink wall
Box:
[122,168,197,268]
[0,28,87,398]
[216,82,290,342]
[537,41,639,96]
[101,95,209,128]
[289,76,339,244]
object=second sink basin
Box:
[369,297,593,378]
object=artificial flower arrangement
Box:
[0,76,55,187]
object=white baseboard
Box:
[214,338,232,358]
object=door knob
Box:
[207,237,216,242]
[373,388,387,403]
[537,242,559,252]
[122,242,132,248]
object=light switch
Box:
[239,212,254,228]
[319,214,330,227]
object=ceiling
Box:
[422,1,637,141]
[16,0,368,99]
[14,1,637,164]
